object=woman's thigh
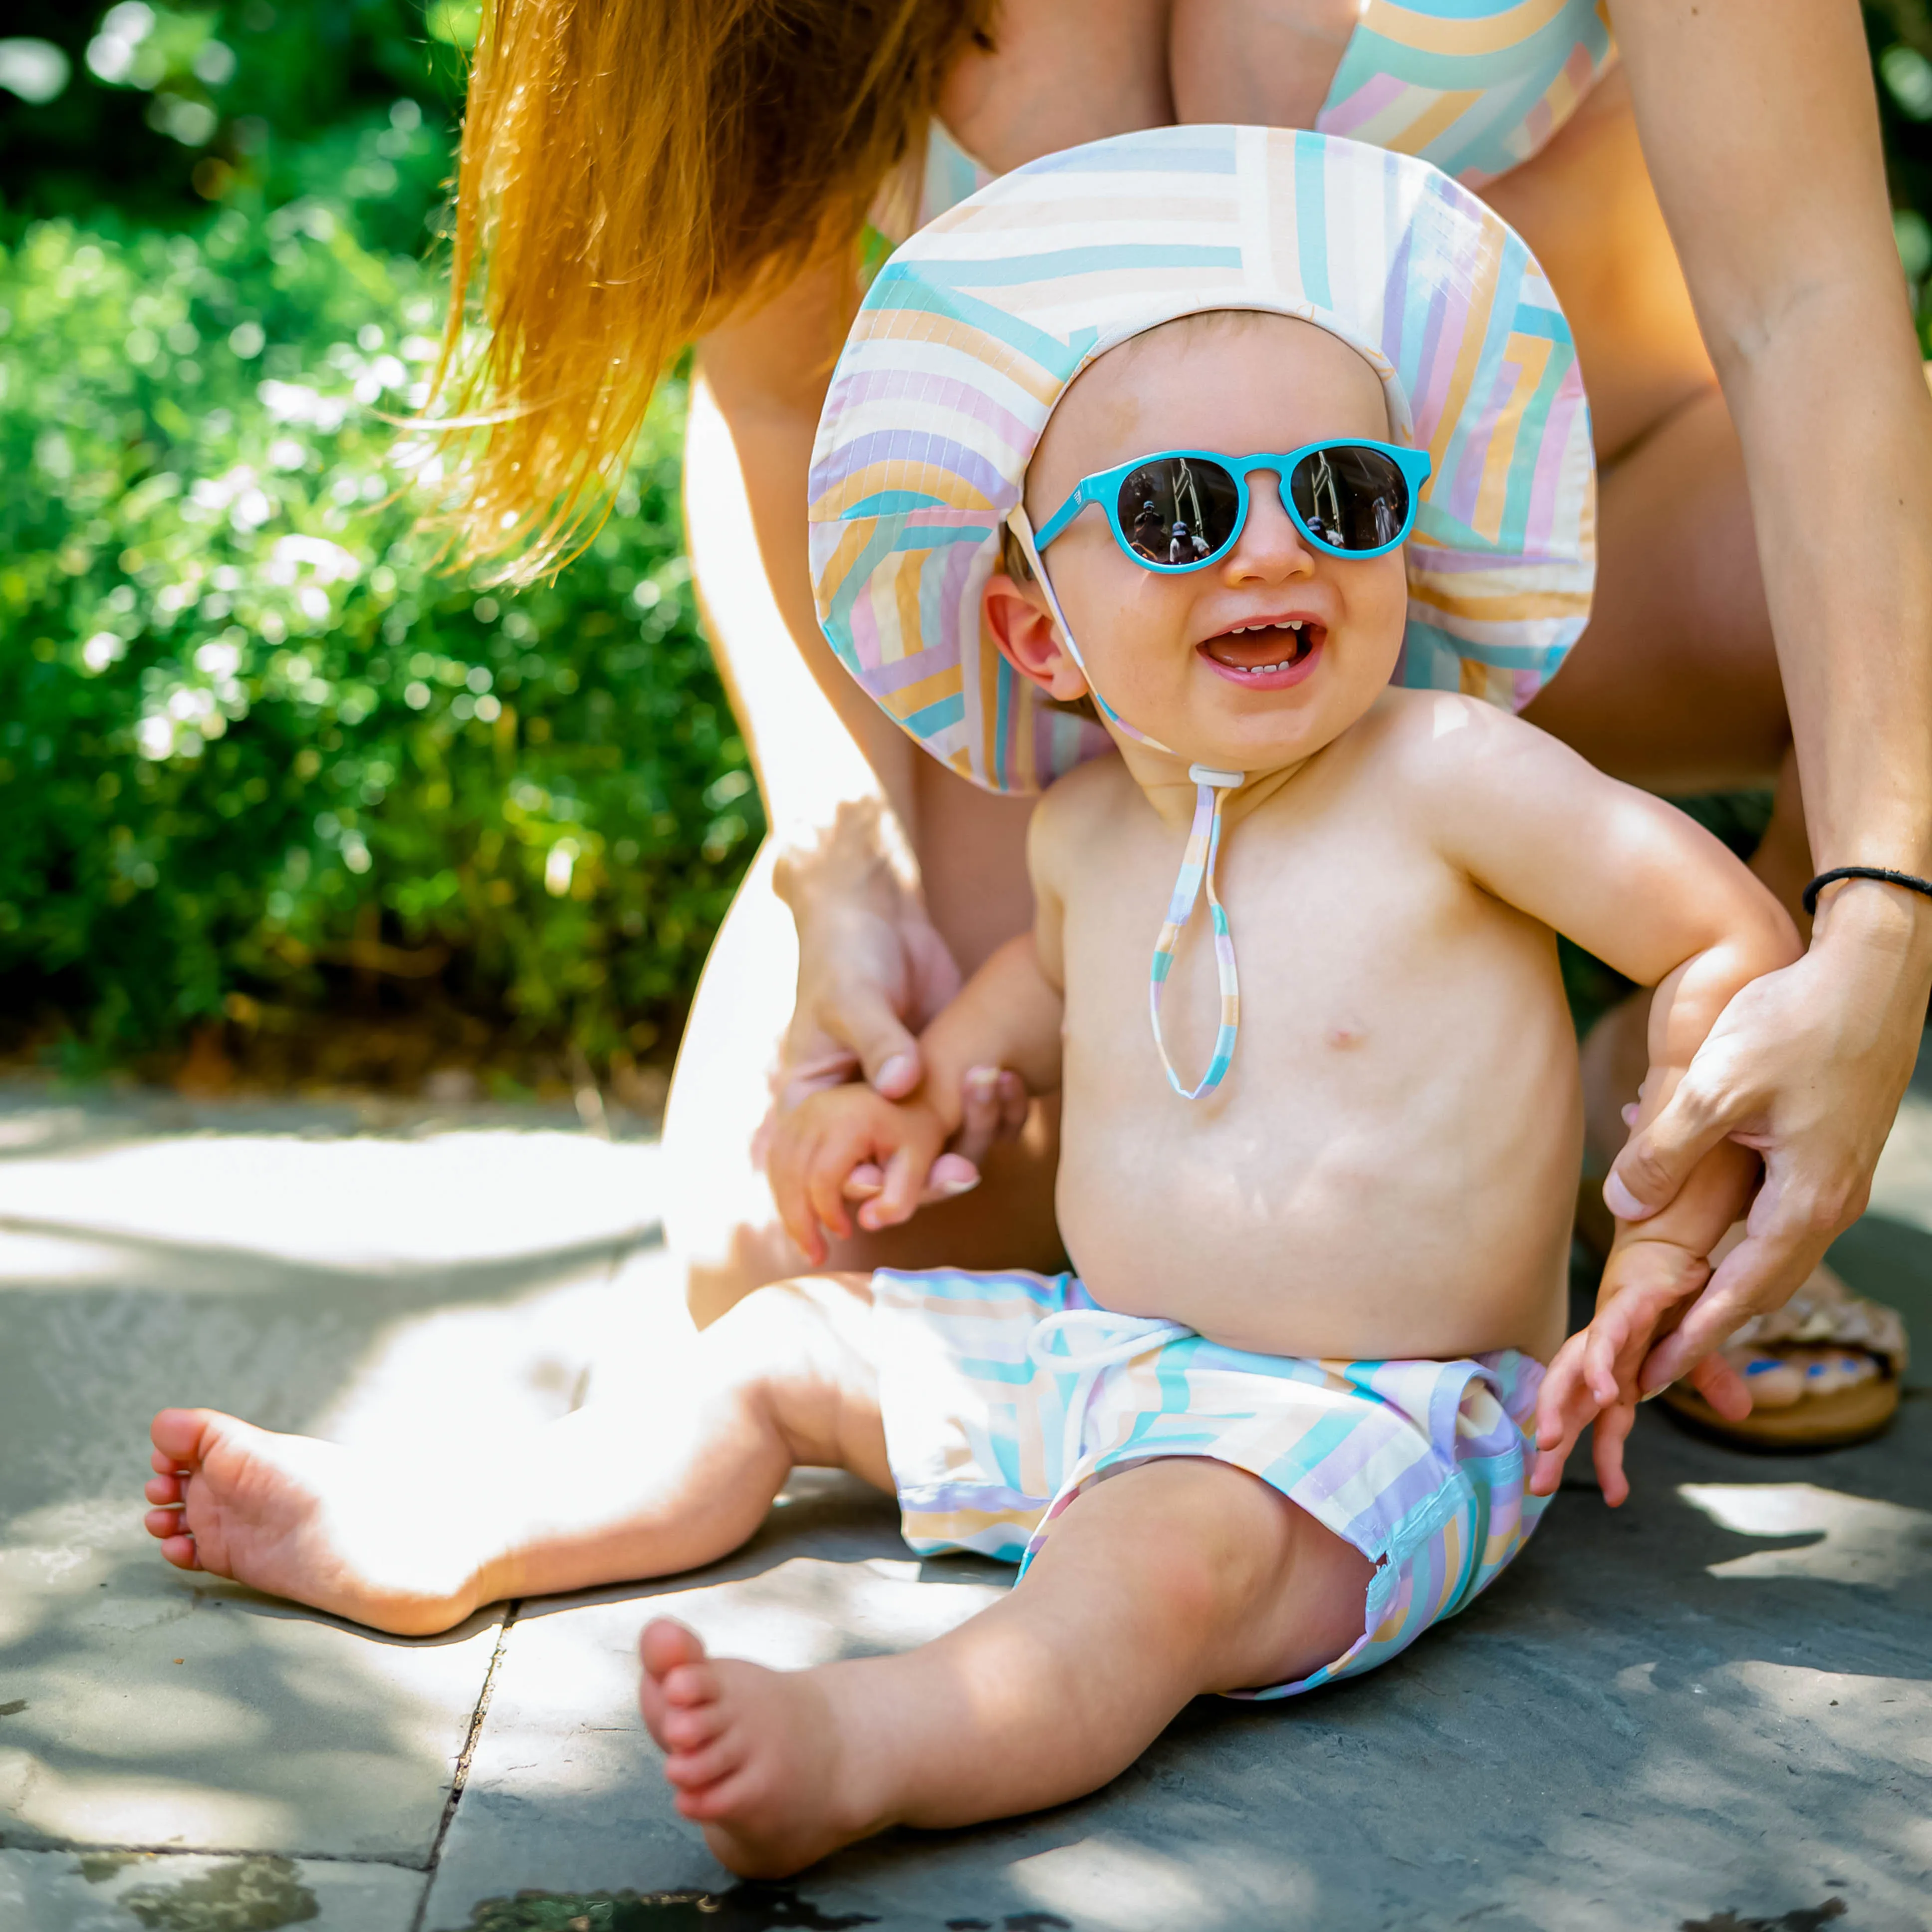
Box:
[662,840,1067,1329]
[1489,66,1789,790]
[1522,385,1790,793]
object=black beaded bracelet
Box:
[1801,866,1932,918]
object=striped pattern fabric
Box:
[810,125,1595,797]
[873,1266,1549,1698]
[1317,0,1616,189]
[1149,769,1241,1099]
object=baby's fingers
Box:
[1530,1345,1596,1494]
[1591,1399,1637,1507]
[762,1116,829,1265]
[804,1142,859,1250]
[1528,1438,1574,1499]
[859,1137,959,1229]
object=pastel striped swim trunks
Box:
[872,1266,1550,1698]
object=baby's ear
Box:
[983,573,1091,702]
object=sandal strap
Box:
[1733,1280,1909,1374]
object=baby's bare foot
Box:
[637,1618,888,1878]
[144,1409,487,1636]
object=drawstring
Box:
[1149,765,1243,1099]
[1027,1306,1191,1477]
[1004,511,1247,1098]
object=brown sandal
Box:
[1657,1264,1908,1451]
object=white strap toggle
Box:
[1027,1307,1192,1477]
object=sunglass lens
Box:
[1116,457,1241,566]
[1288,445,1411,551]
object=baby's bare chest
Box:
[1058,809,1524,1088]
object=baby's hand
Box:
[1530,1238,1751,1505]
[765,1082,975,1267]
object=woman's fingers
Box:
[865,1137,943,1228]
[1683,1347,1753,1422]
[952,1066,1002,1168]
[1603,1061,1736,1222]
[925,1152,980,1199]
[1637,1217,1828,1391]
[951,1066,1031,1171]
[843,1003,924,1098]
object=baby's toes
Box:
[146,1473,184,1507]
[638,1618,714,1740]
[662,1661,721,1711]
[640,1617,709,1680]
[150,1407,216,1470]
[663,1728,748,1793]
[154,1529,201,1571]
[662,1699,728,1753]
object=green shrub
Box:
[0,202,760,1075]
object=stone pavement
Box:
[0,1076,1928,1932]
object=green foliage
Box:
[1868,1,1932,349]
[0,201,759,1070]
[0,0,462,242]
[1,2,1926,1075]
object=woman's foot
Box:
[144,1408,490,1636]
[637,1618,886,1878]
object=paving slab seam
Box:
[0,1836,438,1870]
[408,1598,522,1932]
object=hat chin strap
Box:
[1006,507,1244,1101]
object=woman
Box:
[434,0,1932,1444]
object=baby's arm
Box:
[1417,698,1801,1494]
[1529,990,1762,1502]
[765,797,1072,1261]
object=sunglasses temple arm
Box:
[1004,506,1178,755]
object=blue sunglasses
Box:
[1034,440,1432,572]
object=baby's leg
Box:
[638,1456,1372,1878]
[142,1274,889,1636]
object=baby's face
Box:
[1009,314,1408,776]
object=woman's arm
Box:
[1596,0,1932,1353]
[688,262,965,1100]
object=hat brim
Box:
[809,125,1595,796]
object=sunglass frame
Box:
[1033,440,1434,572]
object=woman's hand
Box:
[1606,887,1932,1395]
[775,837,1031,1190]
[778,866,963,1107]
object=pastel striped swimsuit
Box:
[872,1267,1550,1698]
[876,0,1615,242]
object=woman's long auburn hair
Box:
[429,0,996,577]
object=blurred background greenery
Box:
[0,0,760,1103]
[0,6,1928,1097]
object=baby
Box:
[141,130,1794,1879]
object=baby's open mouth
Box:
[1198,619,1325,685]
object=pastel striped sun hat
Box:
[807,123,1595,798]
